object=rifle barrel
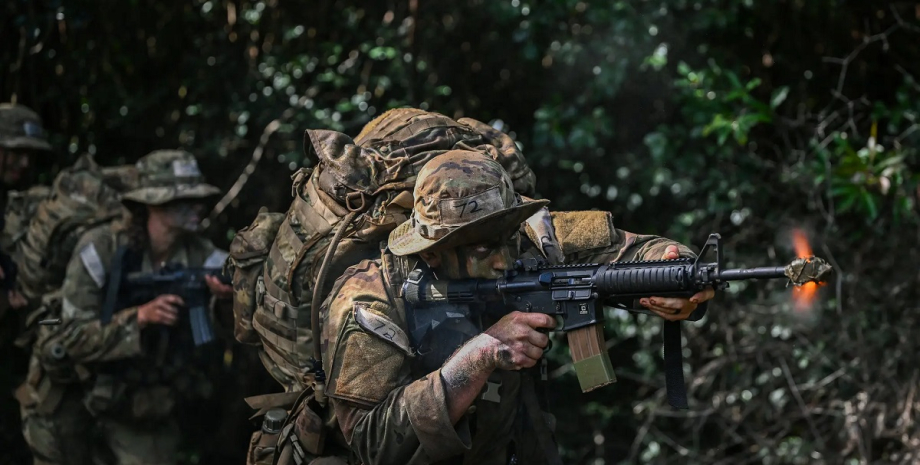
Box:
[719,266,785,281]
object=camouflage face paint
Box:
[162,200,206,233]
[432,232,520,280]
[0,148,31,185]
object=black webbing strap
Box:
[100,245,128,325]
[521,375,563,465]
[663,320,689,409]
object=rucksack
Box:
[227,108,537,394]
[13,154,133,302]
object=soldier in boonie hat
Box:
[121,149,221,234]
[0,103,52,187]
[388,149,548,258]
[121,149,221,206]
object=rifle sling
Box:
[663,320,689,409]
[521,374,563,465]
[100,245,129,325]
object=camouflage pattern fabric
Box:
[236,109,539,394]
[0,103,52,152]
[120,150,219,206]
[321,226,693,464]
[386,150,547,256]
[19,385,95,465]
[14,154,126,303]
[315,149,699,464]
[19,223,224,465]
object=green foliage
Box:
[3,0,920,463]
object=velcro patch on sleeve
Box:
[79,243,107,288]
[353,303,413,355]
[550,211,614,254]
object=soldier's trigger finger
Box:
[157,301,180,314]
[525,313,557,330]
[156,309,178,325]
[161,294,185,306]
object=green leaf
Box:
[770,87,790,109]
[861,189,878,219]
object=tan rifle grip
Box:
[567,324,617,392]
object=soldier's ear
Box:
[419,250,441,268]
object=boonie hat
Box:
[121,150,220,205]
[388,150,548,256]
[0,103,52,152]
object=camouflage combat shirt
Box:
[321,210,693,465]
[53,223,227,418]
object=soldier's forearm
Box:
[576,229,694,264]
[441,333,497,424]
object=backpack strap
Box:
[100,244,129,325]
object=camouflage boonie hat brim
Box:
[0,103,52,152]
[388,199,547,255]
[388,149,548,256]
[121,149,220,205]
[121,183,221,205]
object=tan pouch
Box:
[247,429,279,465]
[227,209,286,345]
[294,398,327,456]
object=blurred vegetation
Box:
[3,0,920,463]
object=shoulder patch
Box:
[79,243,107,288]
[204,249,229,269]
[353,303,413,355]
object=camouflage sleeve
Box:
[548,210,695,264]
[53,227,143,363]
[323,262,472,464]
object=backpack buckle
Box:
[345,192,367,212]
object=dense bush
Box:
[3,0,919,463]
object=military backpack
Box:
[5,154,137,346]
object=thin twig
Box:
[201,109,293,230]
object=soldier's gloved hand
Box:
[641,245,716,321]
[482,311,555,371]
[137,294,185,329]
[204,275,233,300]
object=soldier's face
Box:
[0,148,31,185]
[422,232,520,280]
[150,200,207,233]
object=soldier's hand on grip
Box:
[137,294,185,328]
[483,311,556,371]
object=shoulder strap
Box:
[100,244,129,325]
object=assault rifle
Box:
[403,233,832,408]
[124,265,230,346]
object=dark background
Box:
[3,0,920,463]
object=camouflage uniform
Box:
[0,103,53,464]
[18,150,226,465]
[320,151,693,464]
